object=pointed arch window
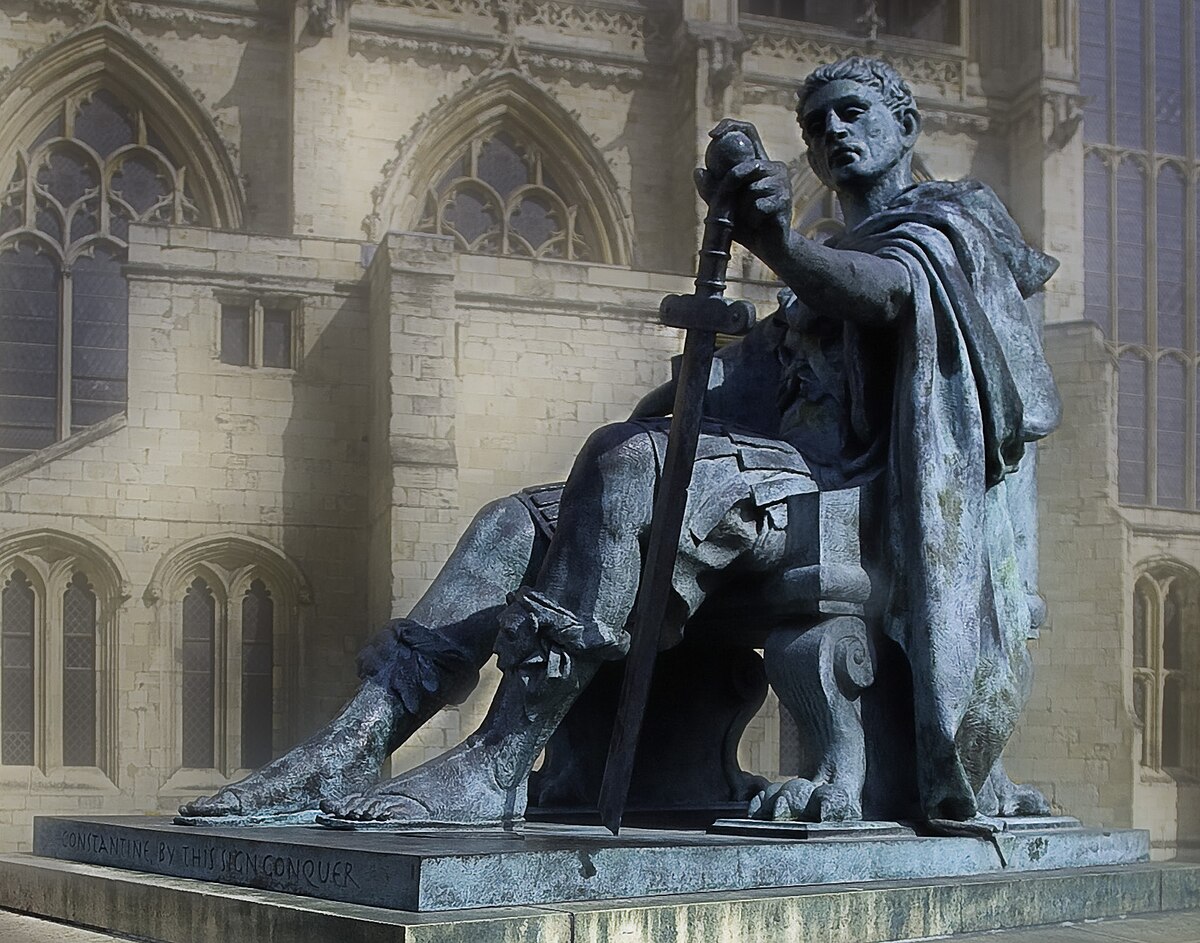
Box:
[0,537,119,776]
[417,128,601,262]
[181,576,216,770]
[1,569,36,765]
[172,561,295,775]
[0,87,205,467]
[1133,565,1199,775]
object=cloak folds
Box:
[825,181,1062,819]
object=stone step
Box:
[2,853,1199,943]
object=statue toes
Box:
[807,783,858,822]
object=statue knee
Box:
[578,421,656,482]
[472,495,536,542]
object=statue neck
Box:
[836,155,914,230]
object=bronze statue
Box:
[179,57,1059,832]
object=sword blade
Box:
[597,327,717,834]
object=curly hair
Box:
[796,57,918,125]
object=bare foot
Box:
[748,776,861,822]
[321,735,524,826]
[179,683,399,818]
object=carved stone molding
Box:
[518,0,658,45]
[742,27,965,96]
[365,0,657,44]
[349,29,645,87]
[349,31,500,69]
[1044,90,1087,153]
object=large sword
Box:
[598,123,763,834]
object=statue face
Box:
[799,79,915,193]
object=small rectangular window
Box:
[217,298,300,370]
[261,307,293,369]
[220,304,251,366]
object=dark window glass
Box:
[1163,581,1184,670]
[1,570,36,765]
[1118,353,1149,504]
[1162,677,1183,767]
[477,133,531,196]
[1080,0,1109,143]
[62,571,96,767]
[261,308,293,369]
[73,90,135,160]
[71,246,128,431]
[1133,583,1149,668]
[181,577,215,769]
[1155,0,1185,154]
[739,0,958,43]
[1156,167,1186,349]
[220,304,251,366]
[1083,153,1111,330]
[509,196,562,257]
[442,184,502,249]
[240,580,274,769]
[36,143,100,212]
[0,245,60,466]
[1157,357,1187,508]
[110,152,172,220]
[1113,2,1144,150]
[1133,676,1149,765]
[1115,161,1147,346]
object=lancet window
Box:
[417,128,602,262]
[0,538,118,774]
[177,570,281,773]
[1081,0,1200,507]
[0,87,204,467]
[1132,565,1199,774]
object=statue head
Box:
[795,57,920,197]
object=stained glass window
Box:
[1,570,35,765]
[181,577,216,769]
[1118,354,1149,505]
[1083,1,1200,508]
[0,87,203,466]
[62,571,96,767]
[419,129,600,262]
[240,580,274,769]
[739,0,960,44]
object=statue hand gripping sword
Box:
[598,121,765,833]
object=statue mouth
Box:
[830,146,862,167]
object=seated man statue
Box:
[181,56,1059,829]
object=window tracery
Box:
[1082,0,1200,507]
[0,533,122,776]
[1132,564,1199,775]
[0,87,204,468]
[417,128,600,262]
[155,538,308,777]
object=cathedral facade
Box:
[0,0,1195,858]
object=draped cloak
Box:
[710,179,1062,819]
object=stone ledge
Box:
[28,816,1151,912]
[1,854,1198,943]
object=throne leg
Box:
[756,615,875,822]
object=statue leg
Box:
[178,495,538,819]
[323,422,662,825]
[750,616,875,823]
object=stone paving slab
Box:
[32,815,1150,911]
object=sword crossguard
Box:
[659,294,755,335]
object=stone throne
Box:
[525,482,899,827]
